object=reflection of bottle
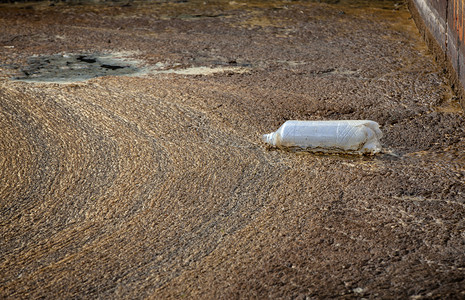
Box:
[262,120,382,155]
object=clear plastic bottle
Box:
[262,120,382,155]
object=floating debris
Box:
[262,120,383,155]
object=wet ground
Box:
[1,0,465,298]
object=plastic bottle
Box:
[262,120,382,155]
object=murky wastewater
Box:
[0,0,464,299]
[13,53,141,83]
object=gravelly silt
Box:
[0,0,464,299]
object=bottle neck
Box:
[262,133,275,146]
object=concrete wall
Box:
[409,0,465,107]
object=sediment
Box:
[1,1,464,298]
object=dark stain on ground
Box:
[0,0,464,299]
[12,53,139,82]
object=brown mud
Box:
[1,0,464,298]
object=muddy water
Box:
[1,0,464,298]
[12,53,143,83]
